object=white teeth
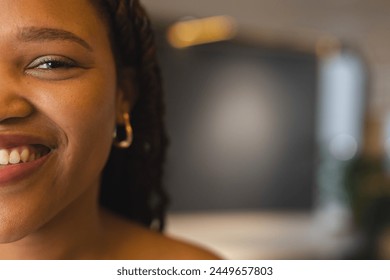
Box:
[0,149,9,165]
[20,148,30,163]
[0,146,45,165]
[9,150,21,164]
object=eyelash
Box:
[27,56,78,70]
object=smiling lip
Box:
[0,134,54,186]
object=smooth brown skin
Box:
[0,0,219,259]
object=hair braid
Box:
[97,0,169,231]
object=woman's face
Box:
[0,0,120,242]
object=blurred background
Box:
[142,0,390,259]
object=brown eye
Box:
[25,55,84,81]
[27,56,78,70]
[35,60,76,70]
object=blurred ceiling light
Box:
[167,16,237,48]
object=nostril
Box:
[0,96,34,123]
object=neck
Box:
[0,183,106,259]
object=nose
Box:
[0,96,34,123]
[0,74,34,123]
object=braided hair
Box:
[93,0,168,231]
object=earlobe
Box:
[115,92,130,124]
[114,92,133,149]
[114,67,136,148]
[117,67,138,110]
[113,110,133,149]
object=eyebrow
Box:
[17,27,93,52]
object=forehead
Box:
[0,0,108,44]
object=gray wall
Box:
[157,38,317,211]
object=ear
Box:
[115,90,130,125]
[115,67,137,124]
[113,68,135,148]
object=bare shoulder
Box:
[102,211,221,260]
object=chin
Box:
[0,202,53,245]
[0,224,32,244]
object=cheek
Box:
[59,78,117,148]
[0,71,120,242]
[30,69,118,187]
[49,78,115,137]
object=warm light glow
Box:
[167,16,237,48]
[315,36,341,57]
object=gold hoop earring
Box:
[113,112,133,149]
